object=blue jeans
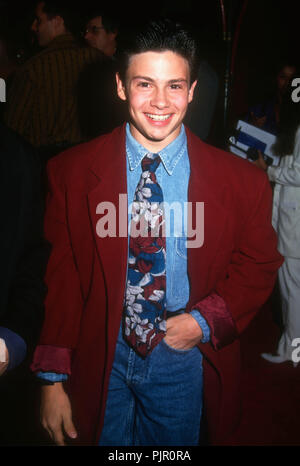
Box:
[99,324,203,446]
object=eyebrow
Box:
[132,76,188,84]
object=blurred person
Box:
[245,60,297,135]
[3,0,106,161]
[30,19,282,446]
[0,122,50,444]
[254,81,300,365]
[184,60,219,141]
[0,121,49,376]
[0,34,18,82]
[83,9,118,57]
[77,57,128,140]
[78,9,125,140]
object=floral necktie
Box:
[123,153,167,357]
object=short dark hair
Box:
[85,9,120,34]
[39,0,74,33]
[116,18,199,86]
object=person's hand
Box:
[253,150,268,171]
[164,313,203,350]
[40,382,78,446]
[250,112,267,129]
[0,347,9,376]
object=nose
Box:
[31,19,37,32]
[150,87,169,109]
[84,30,93,41]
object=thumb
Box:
[258,150,264,160]
[63,416,78,439]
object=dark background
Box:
[1,0,300,147]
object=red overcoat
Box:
[31,124,283,445]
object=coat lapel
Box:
[186,129,232,306]
[87,126,128,322]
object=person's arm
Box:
[30,158,84,445]
[192,172,283,351]
[267,129,300,186]
[40,383,77,446]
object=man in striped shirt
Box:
[3,1,106,159]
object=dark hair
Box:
[39,0,74,33]
[274,57,298,76]
[272,80,300,156]
[116,18,199,86]
[85,9,120,34]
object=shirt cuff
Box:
[0,327,27,371]
[267,165,277,182]
[36,371,68,383]
[190,310,211,343]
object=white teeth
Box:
[146,114,171,121]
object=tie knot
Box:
[141,153,161,173]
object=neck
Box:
[129,123,182,153]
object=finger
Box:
[0,363,8,376]
[51,426,66,446]
[63,416,78,440]
[42,420,66,446]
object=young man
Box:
[31,19,283,446]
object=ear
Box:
[109,30,118,40]
[53,15,66,34]
[188,80,198,103]
[116,72,127,101]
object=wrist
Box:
[41,381,64,392]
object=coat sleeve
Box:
[193,172,283,351]
[31,160,84,374]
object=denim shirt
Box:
[126,123,210,337]
[37,124,210,383]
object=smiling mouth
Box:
[145,113,172,121]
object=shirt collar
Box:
[126,123,187,175]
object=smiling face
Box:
[116,51,197,152]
